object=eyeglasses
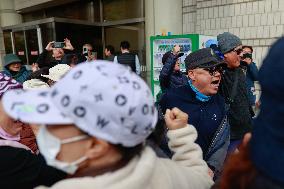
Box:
[201,66,223,76]
[231,48,243,55]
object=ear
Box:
[85,138,110,159]
[223,53,228,58]
[242,133,251,147]
[187,70,195,81]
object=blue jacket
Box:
[159,53,188,92]
[2,66,31,84]
[245,62,258,106]
[159,84,230,172]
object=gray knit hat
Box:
[3,54,22,67]
[217,32,242,54]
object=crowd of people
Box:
[0,32,283,189]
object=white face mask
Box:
[36,125,89,174]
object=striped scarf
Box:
[0,73,22,98]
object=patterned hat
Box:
[2,61,157,147]
[0,73,22,98]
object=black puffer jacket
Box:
[159,53,188,92]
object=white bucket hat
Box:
[41,64,71,81]
[2,61,157,147]
[23,79,50,90]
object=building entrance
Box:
[3,17,103,65]
[3,17,145,66]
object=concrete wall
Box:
[145,0,183,84]
[0,0,22,68]
[183,0,284,69]
[0,0,22,27]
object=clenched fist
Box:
[165,107,188,130]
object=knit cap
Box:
[217,32,242,54]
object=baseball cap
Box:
[41,64,71,82]
[2,61,158,147]
[162,51,184,65]
[185,48,225,71]
[205,39,218,48]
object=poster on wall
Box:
[199,35,217,49]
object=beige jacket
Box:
[36,125,213,189]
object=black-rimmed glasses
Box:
[201,66,224,76]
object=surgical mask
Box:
[36,125,89,174]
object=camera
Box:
[53,42,65,48]
[241,53,252,60]
[83,47,89,56]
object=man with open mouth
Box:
[159,48,230,179]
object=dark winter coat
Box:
[219,67,253,140]
[159,53,188,92]
[159,84,230,172]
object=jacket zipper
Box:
[205,116,226,159]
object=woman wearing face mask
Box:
[2,54,31,83]
[0,73,67,189]
[2,61,213,189]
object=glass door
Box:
[104,22,145,78]
[25,29,39,64]
[9,28,41,65]
[13,31,26,63]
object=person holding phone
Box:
[35,38,74,69]
[159,45,188,93]
[82,43,96,62]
